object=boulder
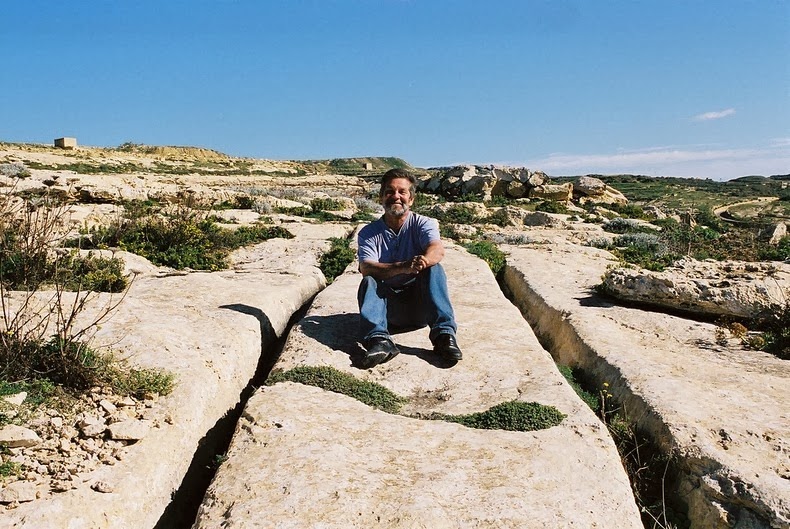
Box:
[601,258,790,319]
[573,176,628,205]
[421,165,548,200]
[528,183,573,202]
[0,425,41,448]
[767,222,787,246]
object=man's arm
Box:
[359,240,445,278]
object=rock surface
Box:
[193,246,643,528]
[504,242,790,529]
[0,233,332,528]
[602,257,790,318]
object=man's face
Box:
[380,177,414,218]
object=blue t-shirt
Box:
[357,212,440,287]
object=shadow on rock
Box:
[298,313,450,369]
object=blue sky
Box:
[2,1,788,180]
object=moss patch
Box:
[266,365,405,413]
[266,365,565,431]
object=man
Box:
[357,168,462,368]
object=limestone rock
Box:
[528,182,573,201]
[767,222,787,245]
[602,258,790,318]
[2,392,27,407]
[522,211,569,228]
[489,205,528,227]
[195,246,643,528]
[0,481,39,504]
[108,420,151,441]
[0,425,41,448]
[504,243,790,529]
[421,165,547,200]
[573,176,628,205]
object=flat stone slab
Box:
[195,244,643,528]
[2,239,326,528]
[503,242,790,529]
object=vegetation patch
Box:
[266,365,405,413]
[76,202,293,270]
[751,300,790,360]
[266,365,565,432]
[535,200,569,214]
[440,400,566,432]
[557,365,599,410]
[319,237,355,283]
[463,240,506,275]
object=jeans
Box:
[357,263,457,345]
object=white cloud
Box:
[693,108,736,121]
[514,142,790,180]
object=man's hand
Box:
[408,255,429,273]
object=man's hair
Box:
[380,168,417,197]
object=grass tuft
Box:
[319,237,355,284]
[266,365,405,413]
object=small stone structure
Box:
[363,162,373,171]
[54,137,77,149]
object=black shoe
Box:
[361,337,400,368]
[434,334,462,362]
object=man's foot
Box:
[361,337,400,368]
[434,334,462,363]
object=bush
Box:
[603,217,658,234]
[80,202,293,270]
[319,237,355,283]
[535,200,569,214]
[752,301,790,360]
[463,240,506,275]
[310,197,345,212]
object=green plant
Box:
[603,217,658,235]
[110,365,175,399]
[441,400,566,431]
[535,200,569,214]
[463,240,506,275]
[319,237,355,284]
[266,365,565,432]
[752,300,790,360]
[267,365,406,413]
[310,197,345,212]
[557,365,600,411]
[79,202,293,270]
[0,460,21,478]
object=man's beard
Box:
[385,202,410,217]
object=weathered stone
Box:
[506,180,527,198]
[642,204,667,219]
[91,481,114,493]
[573,176,628,205]
[0,426,41,448]
[767,222,787,245]
[1,392,27,407]
[489,205,527,227]
[0,481,39,504]
[107,420,152,442]
[602,258,790,319]
[504,243,790,529]
[98,399,117,415]
[78,416,106,438]
[195,246,643,528]
[522,210,569,228]
[528,182,573,201]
